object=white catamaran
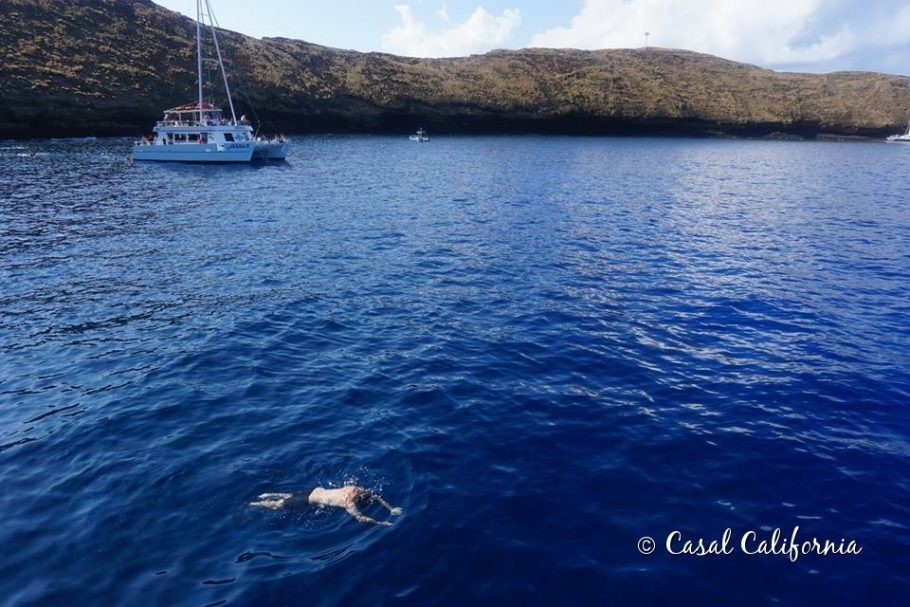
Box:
[133,0,288,163]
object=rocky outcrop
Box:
[2,0,909,139]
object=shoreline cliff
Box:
[2,0,909,140]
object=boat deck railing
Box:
[155,119,251,128]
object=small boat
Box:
[886,119,910,143]
[133,0,280,163]
[409,128,430,143]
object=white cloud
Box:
[383,4,521,57]
[529,0,859,66]
[436,4,450,22]
[873,4,910,46]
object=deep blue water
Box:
[1,136,909,606]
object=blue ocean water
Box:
[1,136,909,606]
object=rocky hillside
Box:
[2,0,909,138]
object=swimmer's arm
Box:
[345,503,391,526]
[369,494,403,516]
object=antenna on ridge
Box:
[645,32,650,49]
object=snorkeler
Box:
[251,485,402,526]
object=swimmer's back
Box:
[309,486,363,508]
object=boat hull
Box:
[252,141,289,160]
[132,143,254,163]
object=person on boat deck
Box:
[250,484,402,526]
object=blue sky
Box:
[154,1,910,74]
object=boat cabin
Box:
[137,101,254,148]
[156,102,245,127]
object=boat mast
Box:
[204,0,238,125]
[196,0,204,124]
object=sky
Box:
[153,0,910,74]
